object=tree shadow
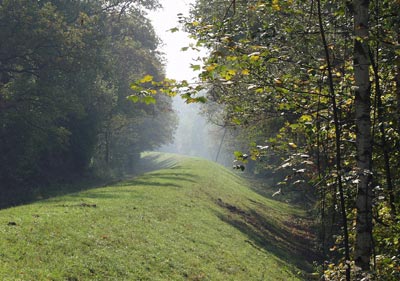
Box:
[0,152,188,209]
[132,152,183,175]
[214,198,320,274]
[116,179,181,189]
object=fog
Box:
[148,0,233,166]
[158,96,232,166]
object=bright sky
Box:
[148,0,200,81]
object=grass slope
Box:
[0,152,315,280]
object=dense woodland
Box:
[1,0,400,280]
[0,0,177,206]
[192,0,400,279]
[132,0,400,279]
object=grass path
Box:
[0,153,316,280]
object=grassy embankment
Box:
[0,152,317,280]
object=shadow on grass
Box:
[117,167,199,187]
[215,199,320,274]
[70,190,128,199]
[0,152,188,210]
[117,179,182,188]
[133,153,182,175]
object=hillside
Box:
[0,153,317,280]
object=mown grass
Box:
[0,152,316,280]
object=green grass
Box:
[0,152,316,280]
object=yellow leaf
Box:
[272,0,281,11]
[227,69,236,76]
[130,84,142,91]
[250,55,260,61]
[227,56,238,61]
[222,69,236,80]
[139,75,153,83]
[299,115,312,122]
[345,98,353,106]
[205,63,217,72]
[241,69,250,75]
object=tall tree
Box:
[352,0,373,271]
[131,0,400,277]
[0,0,177,205]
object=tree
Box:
[0,0,177,205]
[129,0,400,278]
[352,0,373,271]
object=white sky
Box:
[148,0,201,81]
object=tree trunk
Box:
[353,0,373,271]
[317,1,351,278]
[370,50,397,218]
[394,2,400,220]
[396,6,400,154]
[105,128,110,165]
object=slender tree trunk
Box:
[316,93,327,270]
[105,127,110,165]
[353,0,373,271]
[370,50,396,217]
[394,2,400,218]
[316,1,350,279]
[397,52,400,141]
[396,7,400,154]
[215,127,227,163]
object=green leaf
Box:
[180,93,191,100]
[195,96,207,103]
[190,64,201,71]
[232,118,241,125]
[130,84,142,91]
[299,115,313,123]
[234,151,243,158]
[143,96,156,105]
[127,95,140,103]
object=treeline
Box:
[0,0,177,205]
[165,0,398,280]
